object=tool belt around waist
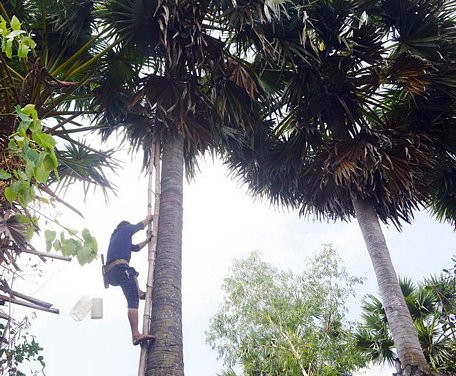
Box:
[102,258,129,275]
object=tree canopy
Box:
[357,258,456,376]
[207,246,367,376]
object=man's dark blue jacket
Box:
[106,222,144,264]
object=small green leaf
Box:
[32,131,43,145]
[25,160,35,179]
[13,214,31,223]
[17,169,27,180]
[15,105,30,121]
[4,38,13,58]
[10,16,21,31]
[82,228,92,242]
[17,42,29,58]
[4,187,16,202]
[0,169,12,180]
[22,35,36,49]
[17,120,31,136]
[8,139,19,151]
[25,147,39,161]
[22,104,38,120]
[33,132,56,149]
[53,240,61,251]
[0,17,7,34]
[44,229,56,243]
[10,179,23,193]
[43,154,57,171]
[18,184,35,206]
[29,119,42,132]
[76,246,91,266]
[91,238,98,253]
[62,238,80,257]
[33,164,50,183]
[24,224,34,241]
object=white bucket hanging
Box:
[70,296,103,321]
[91,298,103,319]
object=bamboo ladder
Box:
[138,142,161,376]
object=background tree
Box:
[206,246,367,376]
[357,259,456,376]
[218,1,456,374]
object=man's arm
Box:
[140,215,153,227]
[130,215,153,251]
[127,215,154,235]
[132,235,152,252]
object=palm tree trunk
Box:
[352,197,430,375]
[146,133,184,376]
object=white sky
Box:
[8,150,455,376]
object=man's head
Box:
[116,220,130,229]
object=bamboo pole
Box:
[138,142,161,376]
[0,294,59,314]
[0,280,54,309]
[24,245,72,262]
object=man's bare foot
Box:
[139,291,146,300]
[133,334,155,346]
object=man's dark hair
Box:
[116,220,130,229]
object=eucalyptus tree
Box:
[95,1,261,374]
[207,246,367,376]
[218,1,456,374]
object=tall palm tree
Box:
[357,277,456,376]
[96,1,262,373]
[219,1,456,374]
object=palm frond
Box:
[49,142,119,200]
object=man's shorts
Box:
[107,265,140,309]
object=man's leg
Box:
[128,308,141,339]
[133,276,146,300]
[127,308,154,344]
[122,277,155,345]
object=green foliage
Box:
[95,0,264,178]
[1,103,97,264]
[357,259,456,375]
[4,104,58,206]
[206,245,367,375]
[44,227,97,266]
[0,7,123,293]
[0,15,36,59]
[220,0,456,228]
[0,318,45,376]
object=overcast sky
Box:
[9,150,455,376]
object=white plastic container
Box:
[91,298,103,319]
[70,295,92,321]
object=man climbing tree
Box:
[103,215,155,345]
